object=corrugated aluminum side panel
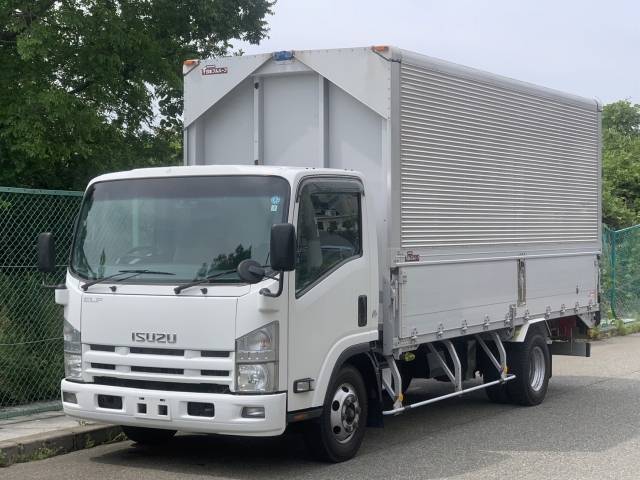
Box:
[399,62,599,250]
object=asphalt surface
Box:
[5,334,640,480]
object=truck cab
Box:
[49,165,379,455]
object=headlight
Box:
[237,363,276,392]
[235,322,278,393]
[63,320,82,380]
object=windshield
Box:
[71,175,290,283]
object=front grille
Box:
[131,366,184,375]
[93,376,230,394]
[83,344,234,388]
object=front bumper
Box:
[61,379,287,437]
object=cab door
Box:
[287,177,376,412]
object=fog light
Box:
[241,406,265,419]
[62,391,77,404]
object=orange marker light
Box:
[372,45,389,52]
[183,59,199,66]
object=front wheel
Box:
[304,365,368,462]
[121,426,176,445]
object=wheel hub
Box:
[330,383,361,443]
[529,345,546,392]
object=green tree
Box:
[0,0,273,190]
[602,100,640,229]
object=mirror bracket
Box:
[259,272,284,298]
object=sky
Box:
[237,0,639,105]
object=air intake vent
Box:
[201,370,229,377]
[90,345,115,352]
[201,351,230,358]
[93,377,230,394]
[130,366,184,375]
[91,363,116,370]
[129,347,184,356]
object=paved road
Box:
[6,334,640,479]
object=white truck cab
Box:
[40,47,601,462]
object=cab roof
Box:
[88,165,363,189]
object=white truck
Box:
[39,46,601,462]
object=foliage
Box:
[602,100,640,229]
[213,245,252,271]
[0,0,273,190]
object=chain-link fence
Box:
[601,224,640,324]
[0,187,82,418]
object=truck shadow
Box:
[91,374,640,479]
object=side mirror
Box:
[38,232,56,273]
[258,224,296,298]
[269,223,296,272]
[237,259,265,284]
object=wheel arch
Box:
[324,343,383,427]
[507,318,549,343]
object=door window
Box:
[295,179,362,295]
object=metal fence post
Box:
[610,229,617,319]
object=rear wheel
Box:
[480,342,511,404]
[121,426,176,445]
[304,365,368,462]
[506,332,550,406]
[483,363,511,404]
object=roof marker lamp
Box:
[273,51,294,62]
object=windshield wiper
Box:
[81,269,175,291]
[173,270,237,295]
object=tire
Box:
[483,361,511,404]
[398,361,414,394]
[121,426,176,445]
[304,365,368,462]
[480,341,511,404]
[506,332,550,406]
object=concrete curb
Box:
[0,424,123,467]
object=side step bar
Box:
[382,332,513,416]
[383,374,516,415]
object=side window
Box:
[296,180,362,295]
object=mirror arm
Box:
[259,271,284,298]
[40,271,66,290]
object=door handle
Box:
[358,295,367,327]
